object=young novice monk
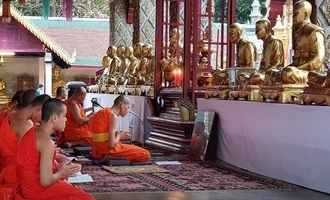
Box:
[16,99,94,200]
[0,91,48,199]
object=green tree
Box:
[214,0,267,23]
[12,0,109,18]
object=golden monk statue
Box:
[282,0,325,84]
[229,23,256,68]
[107,46,122,85]
[124,46,140,85]
[249,19,284,85]
[137,44,153,85]
[102,47,112,69]
[116,45,128,85]
[133,42,144,59]
[98,46,113,85]
[144,45,154,85]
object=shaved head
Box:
[42,98,66,122]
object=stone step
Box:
[166,107,180,112]
[148,116,194,125]
[145,139,182,152]
[151,124,186,135]
[159,113,181,121]
[149,131,191,143]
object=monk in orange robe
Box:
[89,95,150,162]
[16,99,94,200]
[63,87,92,144]
[0,90,50,199]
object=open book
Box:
[68,172,93,184]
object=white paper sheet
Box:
[155,161,182,165]
[68,174,93,183]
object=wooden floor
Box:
[92,189,330,200]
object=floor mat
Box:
[77,161,298,193]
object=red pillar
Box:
[183,0,192,99]
[190,0,201,102]
[155,0,164,97]
[227,0,236,68]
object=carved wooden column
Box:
[2,0,10,18]
[132,0,140,45]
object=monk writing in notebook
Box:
[89,95,150,162]
[63,87,92,144]
[16,98,94,200]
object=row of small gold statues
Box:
[205,0,329,105]
[98,43,154,88]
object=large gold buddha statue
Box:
[249,19,284,85]
[281,0,325,84]
[229,23,256,68]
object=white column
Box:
[44,52,53,96]
[38,57,45,94]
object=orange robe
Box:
[0,117,17,200]
[89,108,150,162]
[16,128,94,200]
[63,100,91,144]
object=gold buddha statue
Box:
[0,79,10,105]
[161,56,182,87]
[144,45,154,85]
[212,69,228,86]
[249,19,284,85]
[52,67,65,96]
[107,46,122,85]
[282,0,325,85]
[116,45,128,85]
[168,28,180,57]
[124,46,140,85]
[98,46,113,85]
[137,44,153,85]
[102,47,112,69]
[229,23,256,68]
[133,42,144,59]
[161,28,183,87]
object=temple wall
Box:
[62,67,97,84]
[0,57,40,96]
[138,0,156,48]
[316,0,330,65]
[110,0,133,47]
